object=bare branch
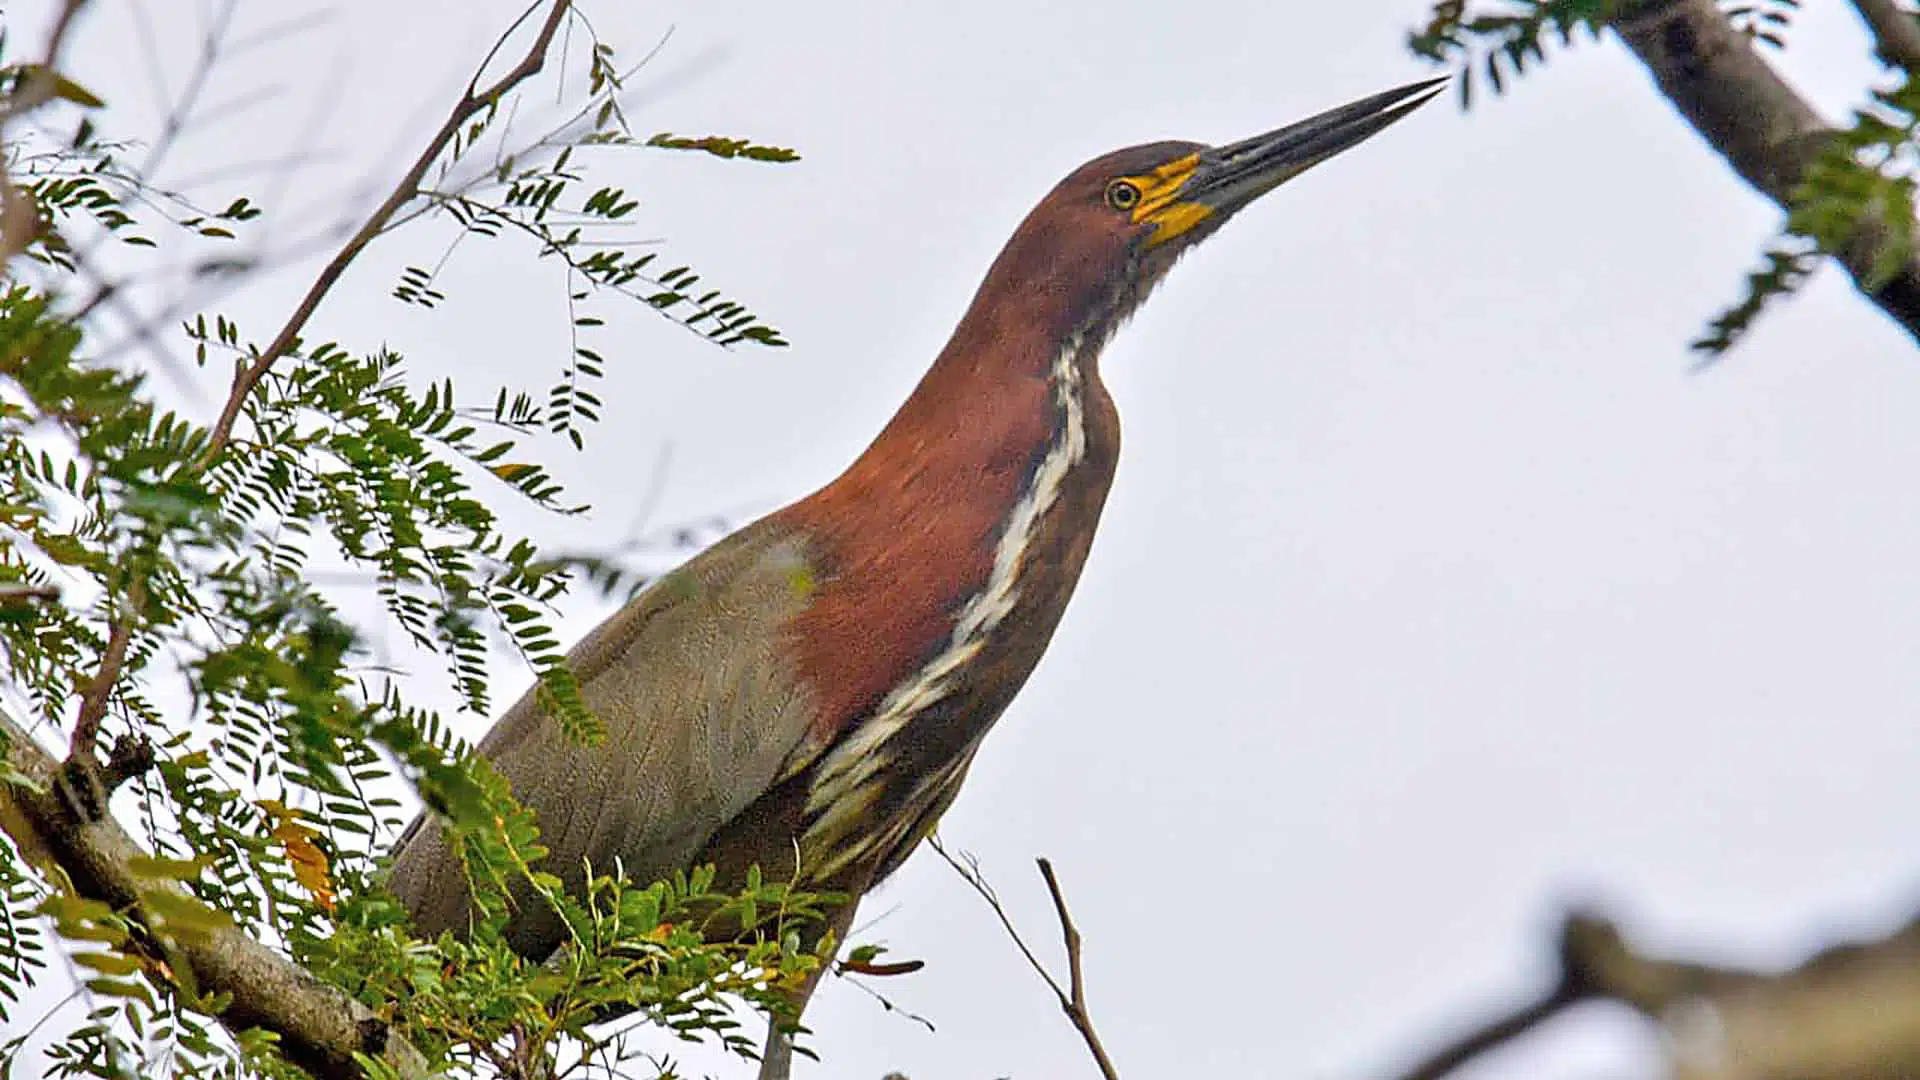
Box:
[929,839,1120,1080]
[927,837,1066,1002]
[1387,985,1584,1080]
[1387,912,1615,1080]
[1391,906,1920,1080]
[68,576,144,769]
[1609,0,1920,345]
[0,710,428,1079]
[200,0,577,462]
[1851,0,1920,70]
[1035,859,1120,1080]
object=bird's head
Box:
[983,77,1445,348]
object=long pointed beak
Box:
[1183,76,1446,212]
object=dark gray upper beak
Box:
[1184,77,1446,211]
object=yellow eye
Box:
[1105,179,1142,213]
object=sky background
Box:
[12,1,1920,1078]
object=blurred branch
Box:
[1850,0,1920,70]
[201,0,576,462]
[1390,978,1589,1080]
[0,582,60,606]
[1609,0,1920,344]
[1392,905,1920,1080]
[0,0,90,265]
[0,710,428,1079]
[930,838,1121,1080]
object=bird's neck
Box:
[782,312,1120,882]
[776,302,1119,748]
[838,264,1110,510]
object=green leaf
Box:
[126,856,208,881]
[71,950,144,976]
[142,891,236,935]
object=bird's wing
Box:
[386,522,826,960]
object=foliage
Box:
[0,5,828,1079]
[1406,0,1920,355]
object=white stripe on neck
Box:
[803,337,1090,875]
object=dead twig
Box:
[200,0,577,463]
[929,838,1121,1080]
[1035,858,1121,1080]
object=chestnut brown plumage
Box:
[386,77,1442,1076]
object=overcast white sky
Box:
[13,1,1920,1078]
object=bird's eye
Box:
[1105,180,1142,212]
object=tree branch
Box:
[1850,0,1920,70]
[1388,983,1584,1080]
[1035,858,1121,1080]
[1608,0,1920,345]
[0,582,61,606]
[0,710,428,1079]
[929,839,1121,1080]
[200,0,576,463]
[1391,906,1920,1080]
[67,576,144,772]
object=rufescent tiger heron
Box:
[387,77,1442,1076]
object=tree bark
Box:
[0,712,426,1080]
[1610,0,1920,344]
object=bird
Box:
[386,76,1442,1077]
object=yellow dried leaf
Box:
[256,801,336,912]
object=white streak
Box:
[804,338,1089,874]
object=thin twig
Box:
[1851,0,1920,70]
[929,838,1121,1080]
[68,576,145,768]
[928,837,1067,1001]
[1035,859,1120,1080]
[132,0,238,185]
[199,0,577,463]
[0,582,60,604]
[838,973,938,1034]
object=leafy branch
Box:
[1407,0,1920,355]
[201,0,577,461]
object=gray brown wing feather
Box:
[385,524,821,961]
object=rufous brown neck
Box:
[768,270,1121,737]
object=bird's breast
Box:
[777,342,1122,882]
